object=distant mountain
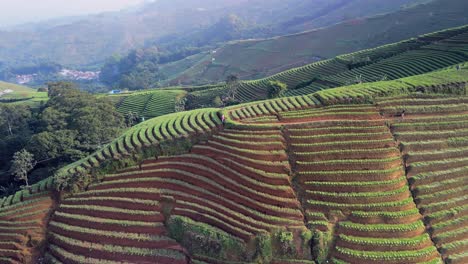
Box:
[160,0,468,85]
[0,0,423,69]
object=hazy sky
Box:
[0,0,148,26]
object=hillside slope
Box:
[164,0,468,85]
[0,0,420,69]
[0,67,466,263]
[0,81,47,106]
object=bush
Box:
[277,230,295,256]
[312,230,332,263]
[256,232,273,262]
[167,215,246,261]
[267,81,288,99]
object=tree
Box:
[267,81,288,99]
[10,149,36,187]
[0,105,32,136]
[175,97,187,112]
[125,112,140,127]
[225,74,240,102]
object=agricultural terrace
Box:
[185,25,468,108]
[0,177,55,264]
[0,48,467,263]
[111,89,186,119]
[284,106,440,264]
[47,124,311,262]
[379,95,468,264]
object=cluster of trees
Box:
[100,46,202,90]
[0,82,125,193]
[99,15,252,91]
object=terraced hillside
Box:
[379,96,468,264]
[0,179,55,264]
[180,24,468,109]
[110,90,186,119]
[0,44,467,263]
[284,106,441,264]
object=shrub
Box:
[256,232,273,262]
[311,230,332,263]
[267,81,288,99]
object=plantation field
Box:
[109,89,187,119]
[181,24,468,109]
[0,26,468,263]
[0,81,48,107]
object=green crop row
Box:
[306,185,408,199]
[305,176,405,188]
[281,111,377,119]
[411,157,468,170]
[161,189,302,225]
[104,163,293,199]
[417,186,468,202]
[165,154,288,180]
[382,104,468,114]
[58,204,160,217]
[299,167,403,177]
[307,197,414,210]
[0,197,50,217]
[175,200,276,234]
[377,96,468,106]
[137,159,289,192]
[49,221,168,242]
[410,166,468,183]
[435,228,468,242]
[396,128,468,139]
[53,211,161,228]
[431,215,468,231]
[298,156,401,166]
[445,252,468,264]
[174,207,254,238]
[441,240,468,252]
[350,208,420,220]
[296,148,397,160]
[212,135,284,147]
[192,145,290,168]
[64,196,160,207]
[339,220,424,233]
[338,233,431,247]
[49,232,186,258]
[95,174,302,215]
[423,195,468,213]
[426,204,468,221]
[335,246,438,261]
[291,138,395,147]
[287,125,385,133]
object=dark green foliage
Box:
[0,82,125,192]
[267,81,288,99]
[10,149,36,187]
[39,82,125,152]
[276,231,296,257]
[311,230,332,263]
[167,215,246,261]
[255,233,273,262]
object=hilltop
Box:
[161,0,468,85]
